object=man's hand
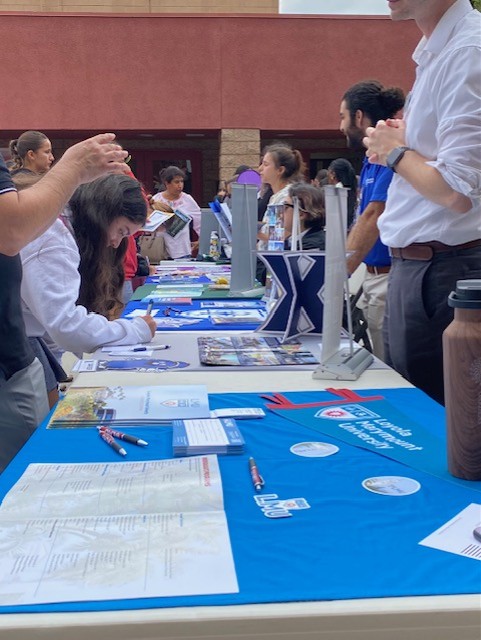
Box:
[363,119,406,165]
[140,315,157,338]
[60,133,129,185]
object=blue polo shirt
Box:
[359,158,393,267]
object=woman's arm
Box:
[20,222,153,354]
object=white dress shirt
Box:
[378,0,481,247]
[20,220,152,355]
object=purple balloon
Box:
[236,169,262,188]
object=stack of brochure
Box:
[172,417,245,456]
[48,384,210,428]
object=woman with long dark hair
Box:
[69,174,148,318]
[257,143,306,249]
[20,173,156,407]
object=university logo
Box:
[315,404,380,420]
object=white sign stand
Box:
[312,185,373,380]
[229,183,259,296]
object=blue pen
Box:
[146,299,154,315]
[132,345,169,351]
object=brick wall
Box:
[0,0,278,13]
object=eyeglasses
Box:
[284,202,309,213]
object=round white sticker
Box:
[290,441,340,458]
[362,476,421,496]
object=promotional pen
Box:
[99,429,127,456]
[131,345,170,351]
[98,426,148,447]
[146,299,154,315]
[248,456,264,492]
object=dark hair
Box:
[9,130,49,171]
[342,80,405,126]
[328,158,358,227]
[314,168,329,186]
[69,174,147,319]
[159,165,185,186]
[234,164,251,175]
[288,182,325,230]
[262,143,307,183]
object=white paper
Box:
[101,344,149,352]
[124,309,159,318]
[142,210,172,232]
[94,351,156,360]
[419,503,481,561]
[0,456,239,605]
[181,419,230,446]
[210,408,265,419]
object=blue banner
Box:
[262,388,481,492]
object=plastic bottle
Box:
[443,279,481,480]
[209,231,220,261]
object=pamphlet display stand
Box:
[312,185,373,380]
[229,183,258,296]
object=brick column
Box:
[219,128,261,184]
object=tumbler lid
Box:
[448,279,481,308]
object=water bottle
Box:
[443,279,481,480]
[209,231,220,261]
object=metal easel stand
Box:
[312,185,373,381]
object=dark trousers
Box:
[383,246,481,405]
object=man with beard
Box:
[339,80,405,360]
[363,0,481,405]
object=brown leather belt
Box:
[365,264,390,275]
[390,239,481,261]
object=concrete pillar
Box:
[219,128,261,184]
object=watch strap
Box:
[386,146,411,173]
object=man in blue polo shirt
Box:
[339,80,405,359]
[0,134,127,472]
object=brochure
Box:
[72,358,190,373]
[172,417,245,456]
[209,309,266,325]
[141,290,204,301]
[0,456,238,605]
[209,201,232,242]
[200,300,265,309]
[165,209,191,237]
[136,297,192,305]
[48,384,210,428]
[198,336,319,366]
[142,209,173,232]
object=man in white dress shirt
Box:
[363,0,481,404]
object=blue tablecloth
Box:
[123,299,267,332]
[0,387,480,614]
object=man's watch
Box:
[386,146,411,173]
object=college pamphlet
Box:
[198,335,319,366]
[48,384,210,428]
[0,456,239,605]
[172,417,245,456]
